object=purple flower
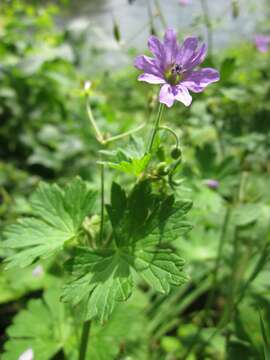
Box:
[254,34,270,53]
[179,0,191,5]
[203,179,219,189]
[134,28,219,107]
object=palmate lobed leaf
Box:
[62,248,134,323]
[99,136,151,177]
[134,248,187,294]
[63,180,192,322]
[2,177,96,268]
[3,286,149,360]
[2,287,70,360]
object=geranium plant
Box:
[1,28,219,360]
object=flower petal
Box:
[174,85,192,106]
[134,55,162,76]
[148,36,166,67]
[182,68,220,92]
[178,36,199,68]
[188,43,207,69]
[159,84,175,107]
[138,73,165,84]
[163,28,179,65]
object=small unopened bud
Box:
[83,215,100,239]
[84,81,92,95]
[156,162,170,176]
[113,19,121,43]
[170,147,182,160]
[148,94,158,110]
[150,25,157,36]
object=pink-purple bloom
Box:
[179,0,191,5]
[135,28,219,107]
[254,34,270,53]
[204,179,219,189]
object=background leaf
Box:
[2,178,96,268]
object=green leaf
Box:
[2,286,149,360]
[0,263,53,304]
[220,57,237,82]
[233,203,260,227]
[259,310,270,360]
[134,248,187,293]
[2,178,96,268]
[2,287,72,360]
[63,180,191,322]
[99,136,151,176]
[82,290,149,360]
[62,248,133,323]
[101,154,151,177]
[230,299,270,359]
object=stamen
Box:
[164,63,183,85]
[172,64,182,75]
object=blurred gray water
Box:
[59,0,266,71]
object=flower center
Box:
[164,63,183,85]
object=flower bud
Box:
[84,80,92,96]
[203,179,219,189]
[113,19,121,43]
[156,162,170,176]
[170,146,182,159]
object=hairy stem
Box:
[158,125,179,148]
[99,163,105,243]
[79,320,91,360]
[105,123,145,144]
[86,97,104,144]
[147,103,165,153]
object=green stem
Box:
[86,97,104,144]
[200,0,213,57]
[146,103,165,154]
[204,244,270,349]
[183,207,231,359]
[153,0,167,29]
[196,173,249,349]
[154,277,211,340]
[124,17,158,46]
[79,320,91,360]
[99,163,105,244]
[158,125,179,148]
[147,0,155,35]
[236,243,270,306]
[105,123,145,144]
